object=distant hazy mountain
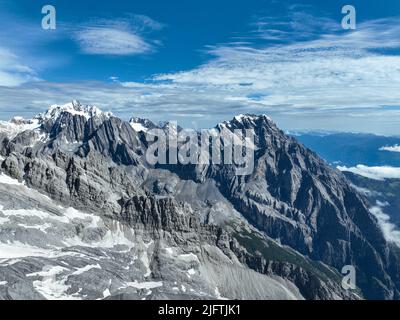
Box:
[291,131,400,167]
[1,102,400,300]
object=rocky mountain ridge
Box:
[0,101,399,300]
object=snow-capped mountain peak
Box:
[0,117,40,140]
[217,114,273,130]
[235,114,272,122]
[129,117,156,132]
[36,101,113,122]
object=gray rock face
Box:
[157,115,400,299]
[0,102,397,300]
[188,115,400,299]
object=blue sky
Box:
[1,0,400,134]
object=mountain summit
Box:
[36,100,113,122]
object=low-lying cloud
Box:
[338,165,400,180]
[370,203,400,247]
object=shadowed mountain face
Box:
[0,102,399,300]
[162,116,400,299]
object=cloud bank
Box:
[338,165,400,180]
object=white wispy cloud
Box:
[129,14,165,32]
[116,15,397,132]
[74,27,151,55]
[338,165,400,180]
[0,10,66,87]
[0,47,39,87]
[154,17,400,114]
[379,145,400,153]
[73,16,163,56]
